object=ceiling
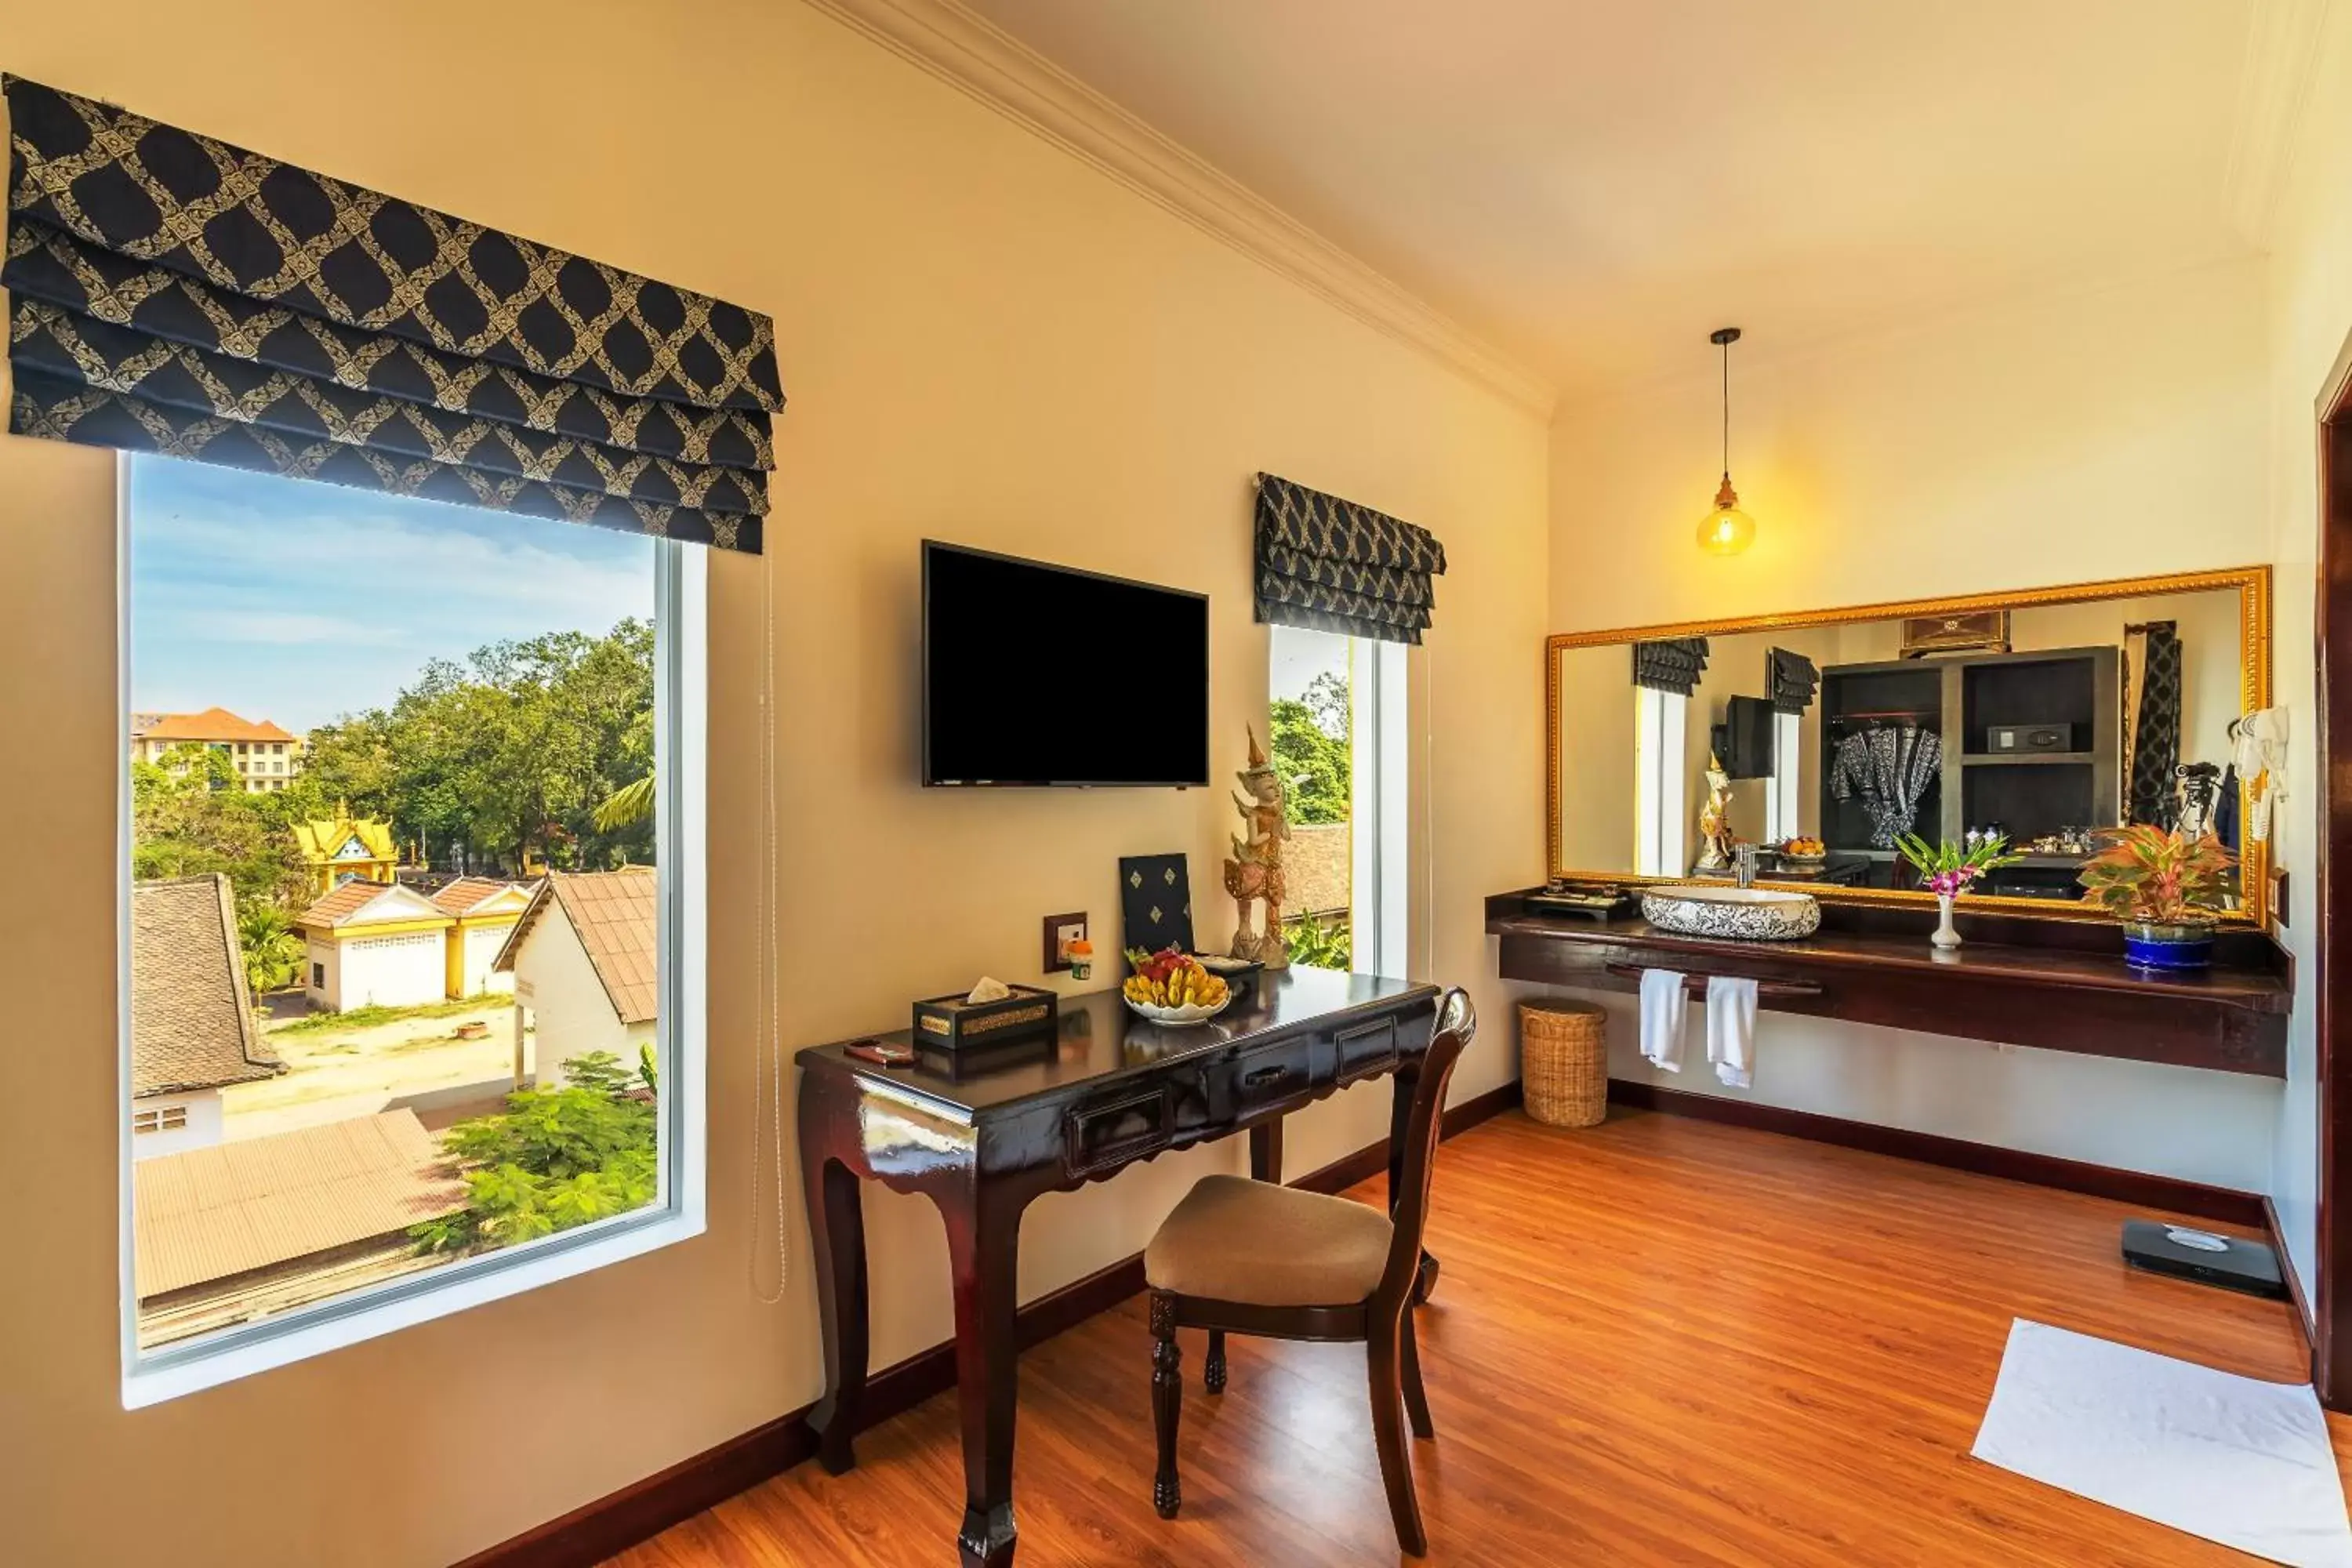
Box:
[959,0,2269,401]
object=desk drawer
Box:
[1229,1036,1313,1117]
[1334,1017,1398,1084]
[1064,1085,1174,1178]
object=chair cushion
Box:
[1144,1174,1394,1307]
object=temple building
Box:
[294,802,399,897]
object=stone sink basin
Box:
[1641,887,1821,942]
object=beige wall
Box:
[1548,256,2283,1192]
[0,2,1548,1563]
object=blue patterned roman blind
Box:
[4,77,782,553]
[1253,473,1447,645]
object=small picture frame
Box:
[1118,853,1195,956]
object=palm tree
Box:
[237,902,307,1003]
[592,775,655,834]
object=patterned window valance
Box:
[1253,473,1446,645]
[4,77,781,553]
[1632,637,1709,696]
[1768,648,1820,713]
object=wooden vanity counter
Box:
[1486,889,2290,1078]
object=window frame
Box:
[1635,686,1690,877]
[1348,637,1410,978]
[114,456,709,1409]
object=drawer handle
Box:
[1602,963,1824,1000]
[1243,1065,1295,1088]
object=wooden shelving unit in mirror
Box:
[1817,646,2119,900]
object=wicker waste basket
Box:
[1520,999,1608,1128]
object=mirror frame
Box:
[1544,566,2274,928]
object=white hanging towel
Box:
[1705,975,1759,1089]
[1639,968,1687,1071]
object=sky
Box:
[1270,622,1349,705]
[129,456,655,734]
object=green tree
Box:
[132,760,310,910]
[410,1051,658,1254]
[1283,913,1353,970]
[235,900,307,1000]
[1269,674,1351,827]
[299,619,656,875]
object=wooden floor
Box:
[616,1109,2339,1566]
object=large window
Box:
[1267,625,1408,975]
[122,456,705,1405]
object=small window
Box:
[132,1106,188,1134]
[1635,686,1690,877]
[1266,626,1408,975]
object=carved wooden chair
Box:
[1141,987,1475,1556]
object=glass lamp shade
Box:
[1695,475,1755,555]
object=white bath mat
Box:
[1972,1319,2352,1567]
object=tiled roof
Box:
[141,706,297,744]
[132,1110,468,1299]
[129,874,283,1097]
[499,869,658,1025]
[296,880,448,931]
[430,877,524,916]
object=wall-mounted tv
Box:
[923,541,1210,786]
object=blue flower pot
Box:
[2122,920,2216,971]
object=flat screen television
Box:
[923,542,1210,786]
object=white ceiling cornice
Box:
[2225,0,2336,245]
[799,0,1559,419]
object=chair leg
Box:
[1204,1328,1228,1394]
[1400,1307,1434,1441]
[1366,1315,1428,1556]
[1150,1292,1183,1519]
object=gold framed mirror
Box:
[1545,568,2273,927]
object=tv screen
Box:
[924,542,1210,786]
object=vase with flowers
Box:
[2078,825,2237,970]
[1896,833,2024,951]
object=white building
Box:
[430,877,533,999]
[296,881,455,1012]
[495,869,657,1089]
[129,874,285,1160]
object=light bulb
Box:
[1695,476,1755,555]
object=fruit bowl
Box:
[1123,994,1235,1027]
[1121,946,1234,1028]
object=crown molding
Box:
[799,0,1558,419]
[2225,0,2336,245]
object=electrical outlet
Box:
[1042,911,1088,972]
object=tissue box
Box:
[913,984,1059,1053]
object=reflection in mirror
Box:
[1552,584,2256,912]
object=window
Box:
[1635,686,1690,877]
[1267,625,1408,975]
[122,456,706,1406]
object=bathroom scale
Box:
[2118,1220,2287,1301]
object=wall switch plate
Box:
[1042,912,1088,973]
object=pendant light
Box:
[1696,326,1756,556]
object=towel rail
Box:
[1602,963,1824,1000]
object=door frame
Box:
[2314,323,2352,1404]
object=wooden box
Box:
[1900,610,2009,658]
[913,984,1059,1052]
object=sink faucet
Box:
[1734,844,1759,889]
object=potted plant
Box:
[1895,833,2024,951]
[2078,825,2238,970]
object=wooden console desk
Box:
[796,968,1442,1567]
